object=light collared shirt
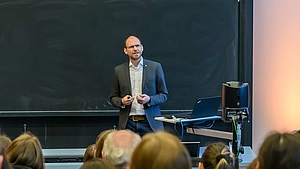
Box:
[129,57,145,116]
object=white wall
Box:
[253,0,300,154]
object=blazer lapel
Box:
[142,59,148,91]
[124,62,132,94]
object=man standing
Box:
[110,35,168,137]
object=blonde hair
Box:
[95,129,115,158]
[129,131,191,169]
[6,132,44,169]
[83,144,95,162]
[0,133,11,149]
[201,142,234,169]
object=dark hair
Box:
[257,132,300,169]
[201,142,234,169]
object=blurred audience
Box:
[83,144,95,163]
[80,158,116,169]
[247,130,300,169]
[246,158,257,169]
[128,131,191,169]
[254,132,300,169]
[0,133,11,149]
[199,142,234,169]
[95,129,115,158]
[0,141,11,169]
[6,132,44,169]
[102,130,141,169]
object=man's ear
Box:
[101,151,105,159]
[198,162,204,169]
[124,48,127,55]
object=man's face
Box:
[124,36,143,61]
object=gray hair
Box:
[102,130,141,167]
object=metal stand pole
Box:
[232,121,239,169]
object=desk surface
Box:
[45,163,82,169]
[43,148,85,158]
[155,116,222,124]
[239,147,257,167]
[156,116,256,169]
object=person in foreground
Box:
[95,129,115,158]
[199,142,234,169]
[6,132,44,169]
[0,133,11,149]
[80,158,116,169]
[102,130,141,169]
[83,144,95,162]
[110,35,168,137]
[252,132,300,169]
[0,141,11,169]
[128,131,191,169]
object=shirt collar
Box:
[129,57,144,67]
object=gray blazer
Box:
[110,59,168,132]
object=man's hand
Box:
[122,95,134,105]
[136,94,150,104]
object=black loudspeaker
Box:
[221,81,249,122]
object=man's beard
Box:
[130,54,142,61]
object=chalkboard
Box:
[0,0,238,111]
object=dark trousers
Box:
[126,118,153,137]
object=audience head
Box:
[6,132,44,169]
[256,132,300,169]
[246,158,257,169]
[199,142,234,169]
[0,133,11,149]
[95,129,115,158]
[80,158,116,169]
[129,131,192,169]
[0,140,11,169]
[102,130,141,169]
[83,144,95,163]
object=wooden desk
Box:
[154,116,222,124]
